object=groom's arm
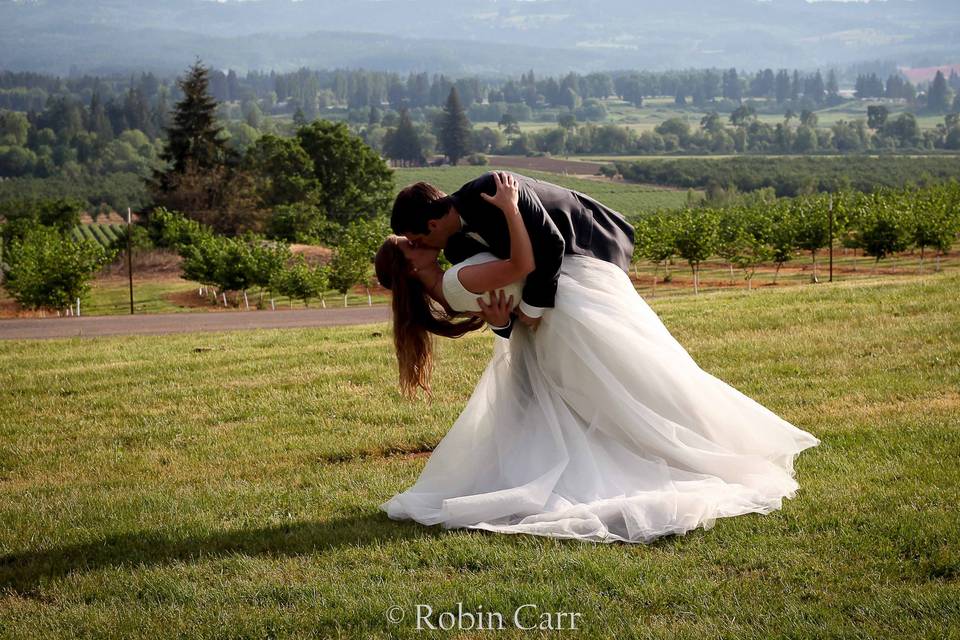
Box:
[488,315,515,339]
[514,183,565,316]
[453,172,565,315]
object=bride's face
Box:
[397,237,441,274]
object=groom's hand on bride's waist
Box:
[473,290,514,331]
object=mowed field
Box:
[393,165,696,218]
[0,271,957,638]
[474,96,951,136]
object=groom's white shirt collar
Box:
[459,214,489,247]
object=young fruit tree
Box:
[729,206,775,289]
[634,211,677,295]
[270,255,327,308]
[673,208,719,295]
[857,192,911,272]
[178,232,227,304]
[768,200,797,284]
[2,224,116,316]
[248,238,292,308]
[910,185,959,273]
[791,195,831,283]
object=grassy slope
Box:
[0,272,957,638]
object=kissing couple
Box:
[374,170,820,544]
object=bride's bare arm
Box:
[457,171,536,294]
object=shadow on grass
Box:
[0,510,681,596]
[0,512,456,596]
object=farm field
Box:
[0,270,957,638]
[573,153,960,163]
[474,96,950,137]
[392,165,696,218]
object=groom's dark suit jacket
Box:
[443,171,635,338]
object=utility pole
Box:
[127,207,134,314]
[828,195,834,283]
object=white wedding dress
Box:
[380,252,821,544]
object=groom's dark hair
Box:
[391,182,453,235]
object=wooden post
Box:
[127,207,134,314]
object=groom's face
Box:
[405,209,457,250]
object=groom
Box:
[389,170,635,338]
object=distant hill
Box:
[1,0,958,76]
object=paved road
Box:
[0,306,391,340]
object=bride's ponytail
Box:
[375,238,483,397]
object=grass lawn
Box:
[0,270,957,638]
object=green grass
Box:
[394,166,694,219]
[1,271,958,638]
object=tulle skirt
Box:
[380,255,821,544]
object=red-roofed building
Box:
[898,64,960,85]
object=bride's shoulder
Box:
[443,252,498,297]
[454,251,499,268]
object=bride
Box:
[374,172,820,544]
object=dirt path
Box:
[0,306,390,340]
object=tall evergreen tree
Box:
[775,70,791,104]
[152,58,232,194]
[88,90,113,143]
[722,68,742,102]
[826,69,840,99]
[384,107,424,165]
[148,59,260,235]
[439,87,471,166]
[809,70,826,104]
[927,70,951,113]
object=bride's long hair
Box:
[374,237,483,396]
